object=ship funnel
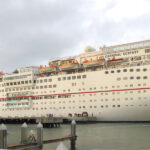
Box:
[84,46,96,53]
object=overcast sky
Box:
[0,0,150,73]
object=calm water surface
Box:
[7,123,150,150]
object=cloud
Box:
[0,0,150,73]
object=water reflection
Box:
[6,123,150,150]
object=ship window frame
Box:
[58,77,61,81]
[105,71,109,74]
[117,77,121,81]
[130,68,134,72]
[77,75,81,79]
[145,49,150,53]
[63,77,66,80]
[53,84,57,88]
[72,76,76,80]
[136,76,140,80]
[130,76,134,80]
[49,79,52,82]
[123,77,128,80]
[143,76,148,79]
[143,68,147,72]
[67,76,71,80]
[82,75,86,78]
[111,70,114,73]
[123,69,127,72]
[117,70,121,73]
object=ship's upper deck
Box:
[0,39,150,82]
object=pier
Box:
[65,116,97,123]
[0,120,77,150]
[0,116,96,126]
[0,117,63,128]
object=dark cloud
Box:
[0,0,150,73]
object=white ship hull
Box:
[0,40,150,121]
[0,65,150,121]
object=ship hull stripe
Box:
[1,87,149,100]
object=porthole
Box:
[123,77,128,80]
[117,77,121,81]
[130,69,134,72]
[123,69,127,72]
[105,71,109,74]
[143,76,148,79]
[130,76,134,79]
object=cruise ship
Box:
[0,40,150,121]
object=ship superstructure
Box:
[0,40,150,121]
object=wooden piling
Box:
[21,122,28,143]
[0,124,7,149]
[70,120,76,150]
[6,119,77,150]
[37,122,43,149]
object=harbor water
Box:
[7,123,150,150]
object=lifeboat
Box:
[107,58,128,65]
[38,65,57,73]
[82,58,105,68]
[0,72,4,76]
[107,58,123,63]
[58,61,79,71]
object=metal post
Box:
[0,124,7,149]
[70,120,76,150]
[21,122,28,143]
[37,122,43,148]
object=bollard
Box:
[21,122,28,143]
[0,124,7,149]
[70,120,76,150]
[37,122,43,148]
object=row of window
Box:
[105,68,147,74]
[0,89,148,102]
[5,78,53,87]
[2,103,150,111]
[3,96,147,105]
[58,75,86,81]
[0,84,57,93]
[117,76,148,81]
[4,75,87,87]
[0,86,148,98]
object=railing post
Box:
[21,122,28,143]
[70,120,76,150]
[37,122,43,149]
[0,124,7,149]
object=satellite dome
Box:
[84,46,96,53]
